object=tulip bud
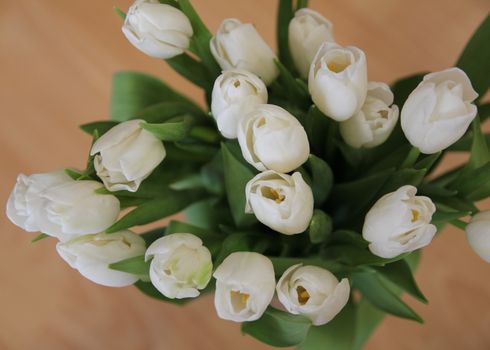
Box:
[289,9,335,79]
[237,104,310,173]
[210,19,279,85]
[245,171,314,235]
[309,42,368,121]
[339,82,399,148]
[213,252,275,322]
[90,119,166,193]
[362,185,436,258]
[276,264,350,326]
[122,0,193,59]
[211,70,268,139]
[401,67,478,154]
[6,171,73,234]
[41,180,120,241]
[56,231,146,287]
[145,233,213,299]
[465,211,490,263]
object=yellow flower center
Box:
[261,187,285,204]
[296,286,310,305]
[230,290,250,305]
[411,209,420,222]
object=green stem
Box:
[401,147,420,168]
[189,126,221,143]
[450,219,468,230]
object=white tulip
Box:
[276,264,350,325]
[91,119,166,192]
[363,185,436,258]
[340,82,399,148]
[210,19,279,85]
[238,104,310,173]
[401,67,478,154]
[6,170,73,234]
[289,9,335,79]
[40,180,120,241]
[211,70,268,139]
[245,171,314,235]
[465,211,490,263]
[213,252,275,322]
[145,233,213,299]
[56,230,146,287]
[122,0,193,59]
[309,42,368,121]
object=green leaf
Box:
[449,132,490,152]
[64,168,82,180]
[456,14,490,99]
[374,260,427,303]
[111,71,199,122]
[215,232,254,265]
[274,59,308,102]
[353,298,385,350]
[325,245,407,267]
[468,115,490,170]
[134,280,188,305]
[166,53,212,89]
[109,255,149,277]
[329,230,368,248]
[308,210,332,244]
[79,121,118,136]
[378,168,427,195]
[366,144,411,175]
[166,220,222,242]
[296,0,309,10]
[133,101,204,123]
[31,233,49,243]
[414,152,442,171]
[140,115,194,141]
[305,105,335,157]
[305,154,333,205]
[298,301,356,350]
[432,208,471,223]
[178,0,220,79]
[114,6,126,19]
[106,190,201,233]
[242,307,312,348]
[352,272,423,323]
[276,0,295,73]
[140,227,166,246]
[450,161,490,195]
[480,103,490,121]
[221,142,258,227]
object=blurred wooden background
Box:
[1,0,490,349]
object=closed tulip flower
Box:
[91,119,166,192]
[56,231,146,287]
[245,171,314,235]
[363,185,436,258]
[145,233,213,299]
[276,264,350,325]
[213,252,275,322]
[340,82,399,148]
[289,9,335,79]
[309,42,368,121]
[122,0,193,59]
[211,70,268,139]
[465,211,490,263]
[237,104,309,173]
[40,180,120,241]
[6,170,73,234]
[401,67,478,154]
[210,19,279,85]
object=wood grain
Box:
[1,0,489,349]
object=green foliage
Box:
[221,142,258,227]
[305,154,333,205]
[276,0,295,73]
[140,115,195,141]
[242,307,312,347]
[109,255,150,278]
[308,210,333,244]
[134,280,189,305]
[456,14,490,99]
[111,71,200,122]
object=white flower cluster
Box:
[6,0,488,335]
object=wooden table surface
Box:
[1,0,490,349]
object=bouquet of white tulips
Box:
[6,0,490,348]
